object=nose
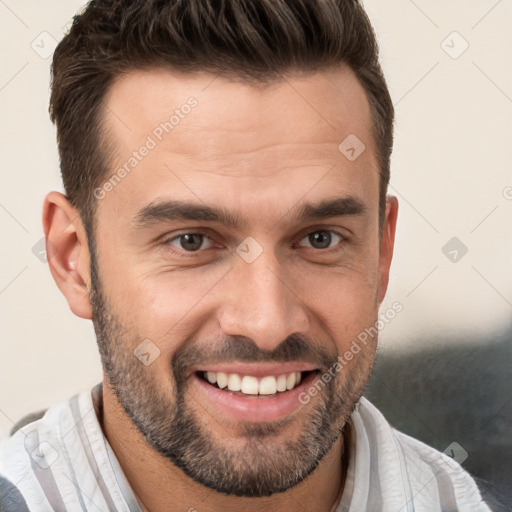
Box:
[217,250,310,352]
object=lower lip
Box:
[192,372,317,423]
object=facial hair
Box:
[89,249,376,497]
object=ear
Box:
[42,191,92,319]
[377,196,398,304]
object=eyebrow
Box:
[295,196,366,224]
[135,200,247,229]
[134,196,367,229]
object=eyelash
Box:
[163,229,346,256]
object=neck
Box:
[101,381,347,512]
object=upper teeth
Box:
[204,371,302,395]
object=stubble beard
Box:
[89,252,376,497]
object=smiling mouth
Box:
[197,370,317,397]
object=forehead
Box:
[104,66,373,154]
[97,66,379,226]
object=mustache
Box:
[172,333,336,384]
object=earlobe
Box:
[42,192,93,320]
[377,196,399,304]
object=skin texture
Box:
[43,65,398,512]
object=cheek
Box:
[298,256,379,305]
[294,264,380,348]
[107,255,223,314]
[104,267,227,359]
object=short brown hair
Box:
[50,0,394,234]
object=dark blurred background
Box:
[364,328,512,510]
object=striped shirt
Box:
[0,384,491,511]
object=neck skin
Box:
[101,380,347,512]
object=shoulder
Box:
[0,386,106,511]
[352,398,492,511]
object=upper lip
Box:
[193,362,318,378]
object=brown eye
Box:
[169,233,212,252]
[298,230,342,250]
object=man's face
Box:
[89,66,395,496]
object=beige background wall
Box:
[1,0,511,437]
